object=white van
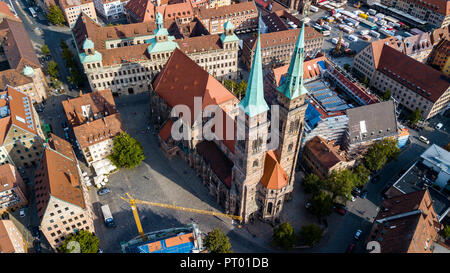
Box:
[322,30,331,36]
[419,136,430,144]
[370,30,381,38]
[359,29,369,35]
[348,34,358,42]
[368,9,376,16]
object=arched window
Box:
[267,202,273,215]
[288,143,293,152]
[253,160,258,167]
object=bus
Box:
[29,7,37,18]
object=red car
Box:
[334,206,346,215]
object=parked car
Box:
[19,208,25,218]
[97,187,111,196]
[354,229,363,240]
[435,123,443,130]
[334,206,346,215]
[360,190,368,199]
[346,243,355,253]
[32,226,40,239]
[419,136,430,144]
[352,187,361,197]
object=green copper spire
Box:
[238,34,269,117]
[278,22,308,99]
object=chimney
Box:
[79,90,83,97]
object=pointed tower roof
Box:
[277,22,308,100]
[238,34,269,117]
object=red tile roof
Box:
[73,113,125,149]
[4,86,38,135]
[62,89,118,127]
[377,44,450,103]
[153,48,236,125]
[158,119,174,142]
[35,134,86,219]
[304,136,346,169]
[260,150,288,190]
[0,19,40,70]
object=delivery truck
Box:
[101,204,116,228]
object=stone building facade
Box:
[0,163,28,213]
[62,89,124,166]
[34,134,95,250]
[73,13,239,96]
[0,87,45,171]
[150,23,310,224]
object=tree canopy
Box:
[364,139,400,172]
[58,230,99,253]
[309,191,333,219]
[41,44,50,56]
[382,89,391,101]
[302,173,322,195]
[298,224,323,247]
[46,60,59,78]
[203,228,232,253]
[326,169,357,201]
[407,108,421,125]
[223,79,247,99]
[109,132,145,169]
[46,4,66,25]
[272,222,297,250]
[353,164,370,188]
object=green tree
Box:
[41,44,50,56]
[382,89,391,101]
[407,108,421,125]
[46,4,66,25]
[443,225,450,239]
[381,138,401,161]
[298,224,323,247]
[302,173,321,195]
[67,66,83,86]
[362,75,369,87]
[364,142,388,172]
[272,222,297,250]
[109,132,145,169]
[58,230,99,253]
[353,164,370,188]
[62,47,74,63]
[46,60,59,78]
[223,79,247,99]
[203,228,232,253]
[51,77,62,89]
[309,191,333,220]
[326,169,357,201]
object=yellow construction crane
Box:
[336,31,343,53]
[120,193,243,241]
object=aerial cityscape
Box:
[0,0,449,257]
